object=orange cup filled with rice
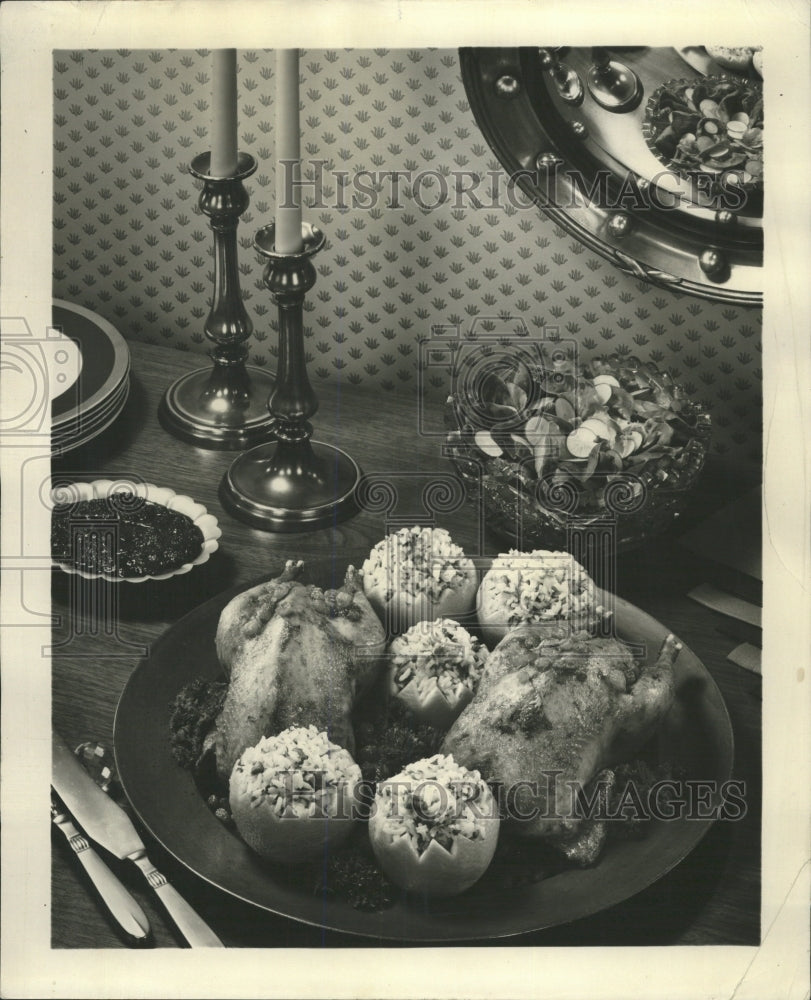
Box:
[368,753,500,896]
[477,548,606,648]
[229,725,361,864]
[388,618,489,730]
[361,525,478,634]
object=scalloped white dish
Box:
[49,479,221,583]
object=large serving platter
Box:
[459,47,762,305]
[114,555,734,942]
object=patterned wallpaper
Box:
[52,48,762,472]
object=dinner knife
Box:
[51,793,152,943]
[52,730,224,948]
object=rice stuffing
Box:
[231,725,361,821]
[362,526,473,604]
[390,619,488,705]
[480,549,604,627]
[374,753,494,855]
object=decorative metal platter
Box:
[459,47,762,305]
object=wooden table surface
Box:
[51,340,761,949]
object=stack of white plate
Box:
[51,300,131,454]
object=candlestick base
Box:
[158,364,277,450]
[586,48,642,112]
[219,437,361,531]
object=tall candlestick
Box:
[158,150,277,449]
[211,49,238,177]
[275,49,303,253]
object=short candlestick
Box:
[219,222,361,531]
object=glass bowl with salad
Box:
[642,75,763,195]
[444,350,711,553]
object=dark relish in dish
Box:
[51,494,204,578]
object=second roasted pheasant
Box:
[442,627,682,863]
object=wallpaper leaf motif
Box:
[53,48,762,469]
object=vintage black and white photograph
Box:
[1,3,809,999]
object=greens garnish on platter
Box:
[447,354,709,515]
[644,76,763,189]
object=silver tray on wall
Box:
[459,47,762,306]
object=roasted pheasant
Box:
[441,627,681,862]
[208,561,386,782]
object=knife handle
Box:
[129,854,224,947]
[52,810,151,942]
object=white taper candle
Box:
[275,49,303,253]
[211,49,238,177]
